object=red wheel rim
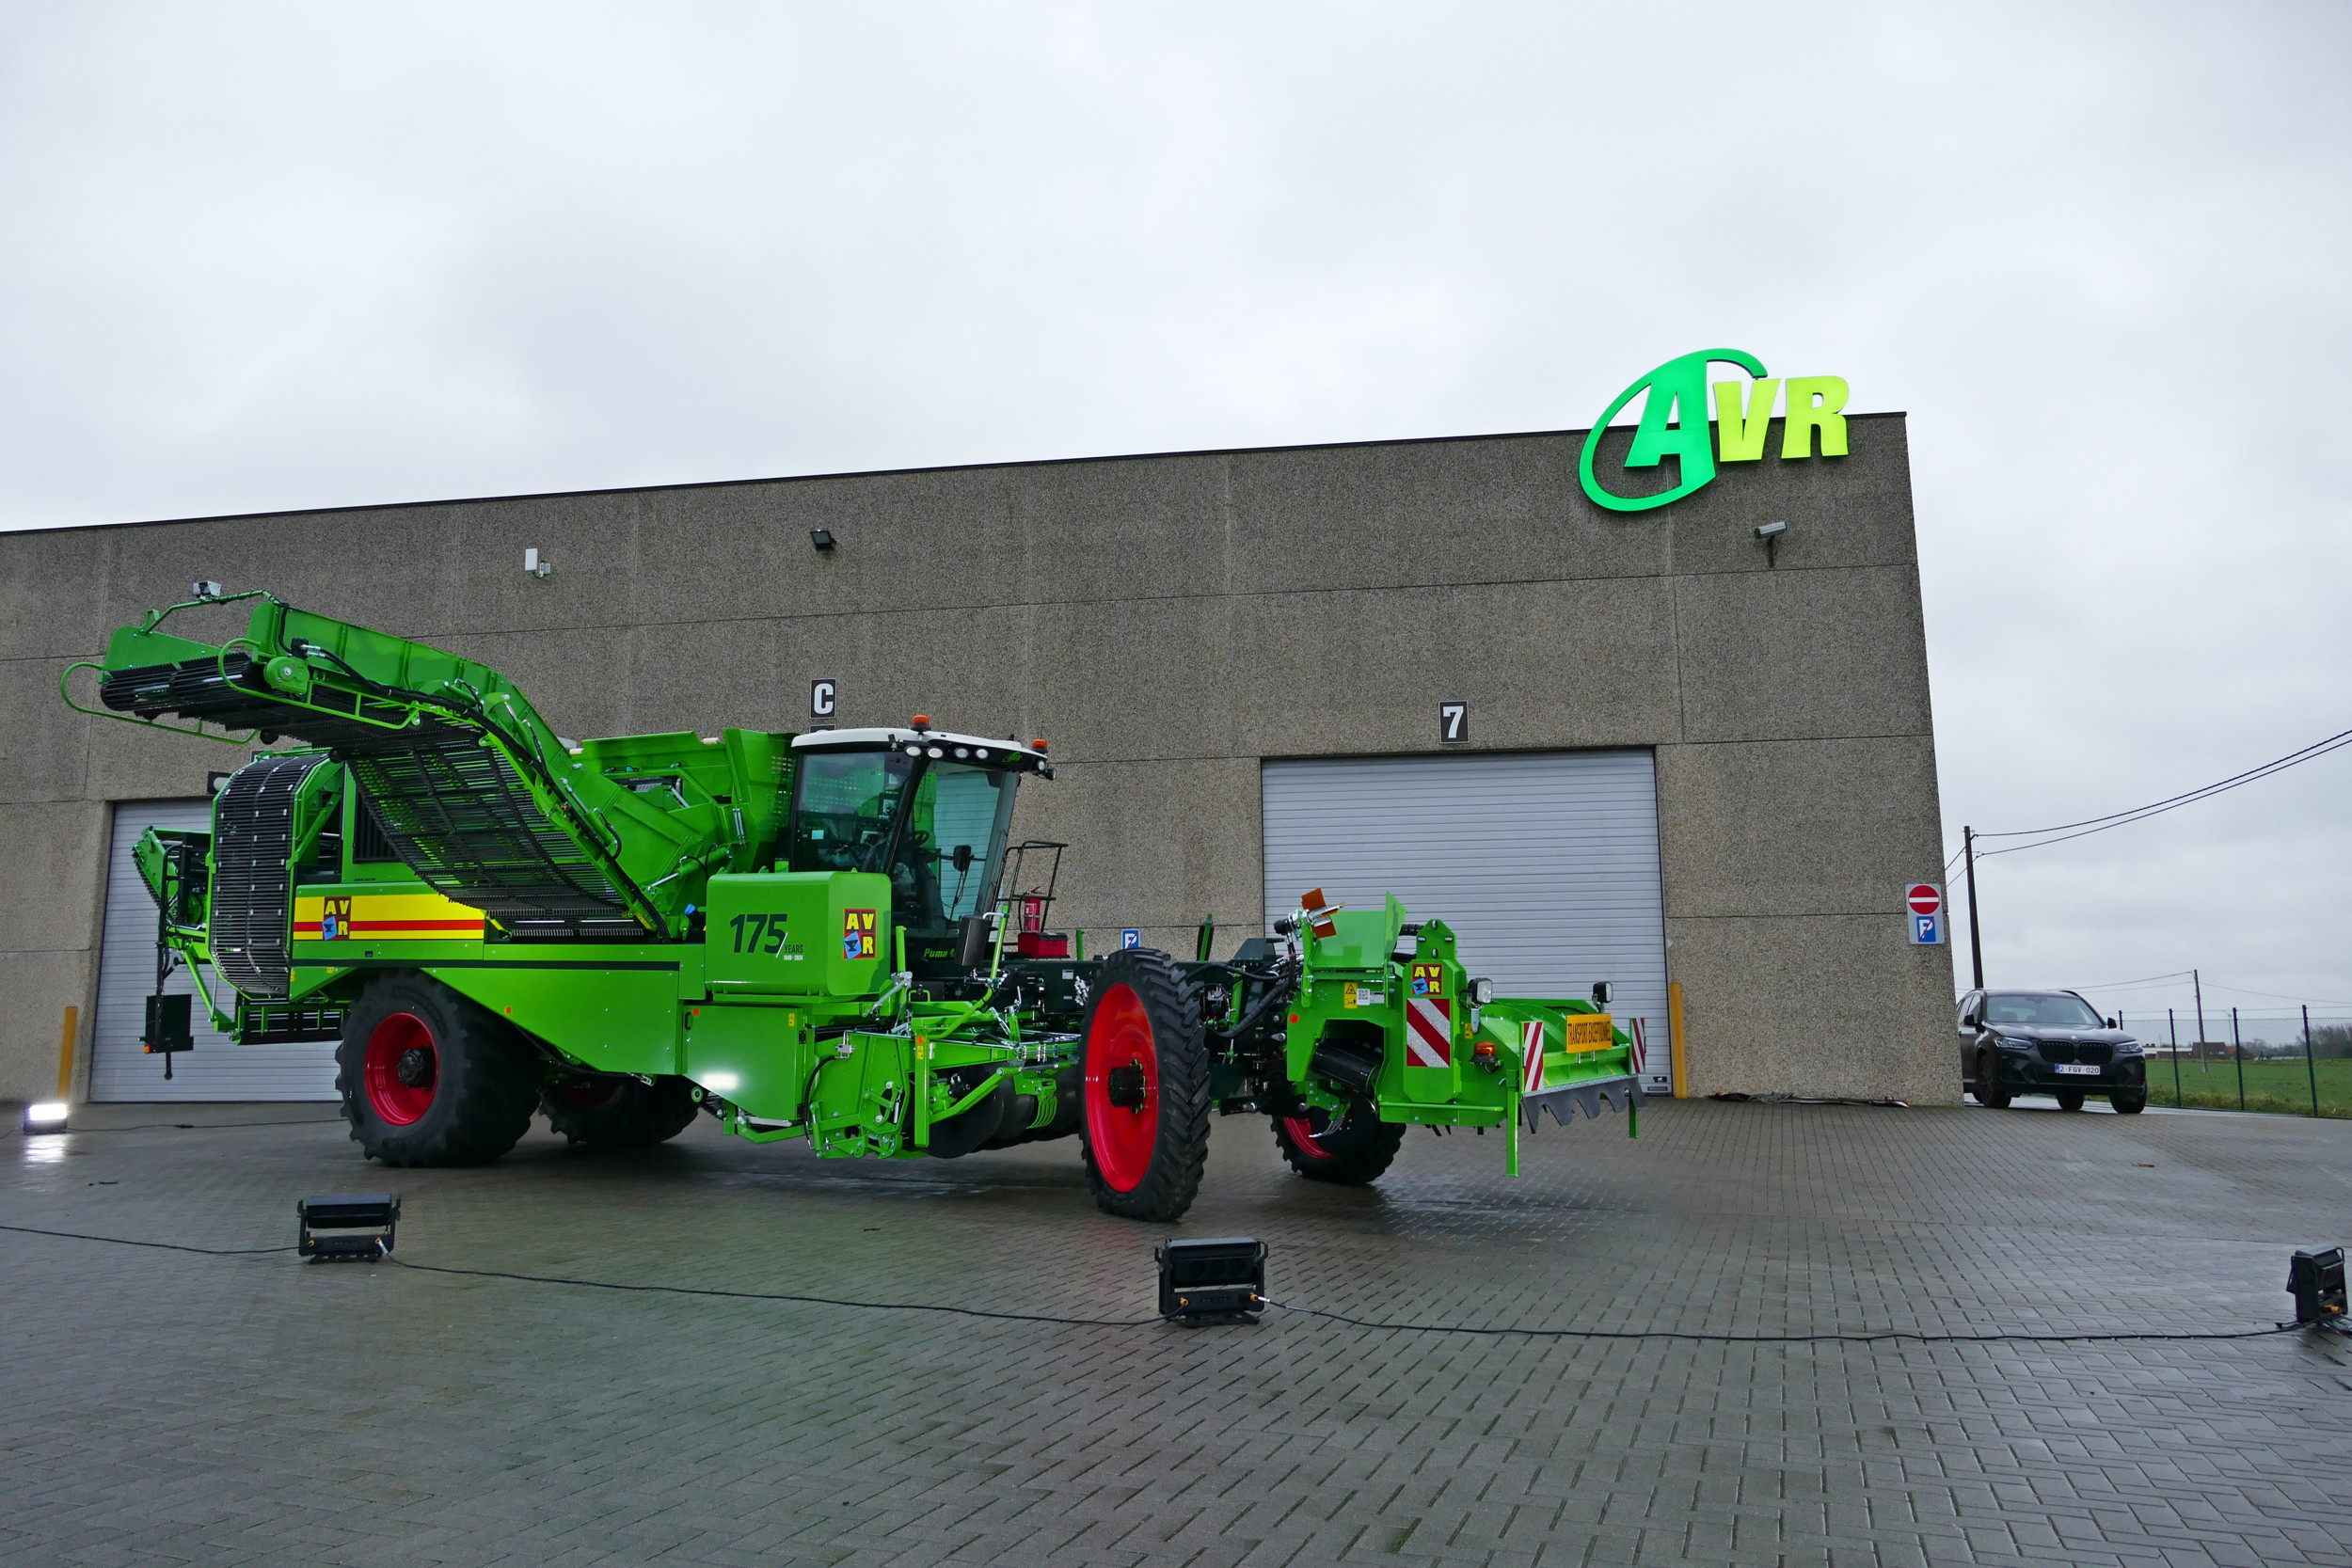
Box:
[363,1011,437,1125]
[1281,1115,1334,1160]
[1085,983,1160,1192]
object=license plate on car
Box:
[2055,1064,2101,1076]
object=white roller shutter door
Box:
[90,800,340,1102]
[1262,751,1671,1094]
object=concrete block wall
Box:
[0,413,1952,1106]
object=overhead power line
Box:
[1967,725,2352,861]
[1960,724,2352,863]
[2074,971,2195,991]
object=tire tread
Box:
[1080,948,1212,1223]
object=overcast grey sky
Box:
[4,3,2346,1028]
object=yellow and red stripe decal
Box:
[294,892,485,942]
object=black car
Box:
[1958,990,2148,1113]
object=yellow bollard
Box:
[1668,982,1687,1099]
[56,1005,78,1102]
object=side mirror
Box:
[951,844,974,873]
[2106,1017,2118,1030]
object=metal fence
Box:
[2121,1006,2351,1119]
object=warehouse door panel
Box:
[1262,751,1670,1094]
[90,800,340,1102]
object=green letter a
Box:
[1581,348,1768,512]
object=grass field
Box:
[2144,1054,2352,1118]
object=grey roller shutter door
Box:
[1262,751,1670,1094]
[89,800,340,1102]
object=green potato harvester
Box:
[67,586,1643,1221]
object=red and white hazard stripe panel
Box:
[1521,1019,1546,1093]
[1406,996,1452,1068]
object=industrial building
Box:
[0,405,1952,1107]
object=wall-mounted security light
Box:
[191,580,224,600]
[523,548,551,578]
[810,529,835,551]
[1755,520,1788,567]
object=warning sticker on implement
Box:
[1406,997,1451,1068]
[1563,1015,1614,1052]
[842,909,878,960]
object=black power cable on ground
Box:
[0,1220,2322,1345]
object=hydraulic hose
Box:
[1209,959,1300,1043]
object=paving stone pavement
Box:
[2,1094,2348,1568]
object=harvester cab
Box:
[68,586,1643,1225]
[780,725,1048,979]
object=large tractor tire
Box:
[1078,948,1211,1222]
[542,1075,700,1149]
[336,973,541,1166]
[1273,1096,1406,1185]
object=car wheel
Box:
[1976,1051,2011,1109]
[2054,1090,2086,1112]
[2109,1088,2147,1115]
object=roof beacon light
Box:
[1031,737,1048,753]
[911,715,931,731]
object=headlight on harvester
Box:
[1469,977,1495,1006]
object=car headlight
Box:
[2115,1039,2144,1055]
[1997,1037,2034,1051]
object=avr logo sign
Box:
[1578,349,1851,513]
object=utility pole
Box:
[2193,968,2206,1073]
[2306,1005,2320,1117]
[2169,1007,2181,1106]
[1963,825,1983,990]
[2232,1006,2245,1112]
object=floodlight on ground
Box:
[2288,1246,2346,1328]
[1157,1236,1266,1324]
[23,1101,68,1134]
[297,1194,401,1261]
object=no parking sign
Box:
[1905,883,1945,945]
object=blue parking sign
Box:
[1911,912,1943,945]
[1120,928,1140,950]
